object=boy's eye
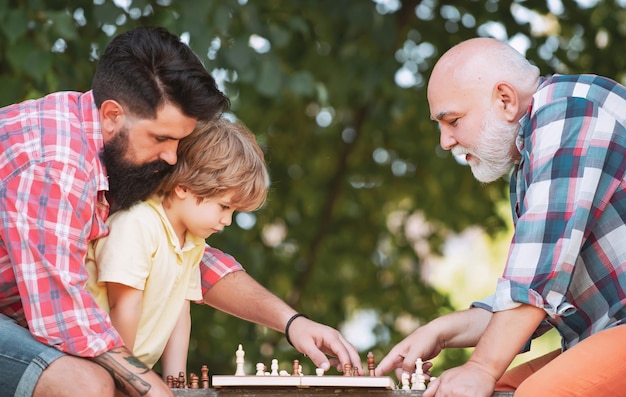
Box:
[449,118,459,126]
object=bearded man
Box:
[0,26,227,397]
[376,37,626,397]
[0,26,363,397]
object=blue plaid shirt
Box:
[474,74,626,350]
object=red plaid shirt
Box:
[0,91,242,357]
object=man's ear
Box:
[493,81,519,122]
[100,100,125,141]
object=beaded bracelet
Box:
[285,313,308,347]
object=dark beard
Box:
[100,128,173,212]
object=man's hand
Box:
[375,308,492,380]
[287,316,363,375]
[423,361,497,397]
[374,325,442,380]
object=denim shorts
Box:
[0,314,65,397]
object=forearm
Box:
[107,283,143,351]
[468,304,545,380]
[204,270,362,374]
[203,271,296,333]
[428,307,493,349]
[92,346,170,397]
[161,301,191,380]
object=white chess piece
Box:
[413,358,426,390]
[315,368,324,376]
[235,344,245,376]
[270,358,279,376]
[401,372,410,390]
[410,372,418,390]
[255,363,265,376]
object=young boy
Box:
[86,117,268,380]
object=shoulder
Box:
[536,74,626,107]
[108,201,161,225]
[0,91,102,180]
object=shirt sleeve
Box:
[93,206,158,291]
[200,245,244,296]
[0,161,122,357]
[494,97,626,317]
[186,263,202,301]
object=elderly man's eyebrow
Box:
[431,111,452,121]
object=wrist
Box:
[284,313,308,347]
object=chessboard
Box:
[167,344,515,396]
[167,345,425,391]
[211,374,396,389]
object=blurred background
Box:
[2,0,624,378]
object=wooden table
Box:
[172,388,514,396]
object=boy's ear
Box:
[173,186,189,199]
[100,100,125,141]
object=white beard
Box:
[452,111,519,183]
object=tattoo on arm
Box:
[93,348,152,396]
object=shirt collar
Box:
[145,196,205,251]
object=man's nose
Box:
[159,142,179,165]
[439,127,457,151]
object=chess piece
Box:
[166,375,174,388]
[256,363,265,376]
[343,363,353,376]
[412,358,426,390]
[201,365,209,389]
[178,371,186,389]
[235,344,246,376]
[270,358,279,376]
[189,373,199,389]
[315,367,324,376]
[367,351,376,376]
[401,372,410,390]
[279,370,290,376]
[292,359,299,376]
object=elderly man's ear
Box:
[493,81,519,122]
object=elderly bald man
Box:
[376,37,626,397]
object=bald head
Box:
[428,38,540,124]
[430,38,538,97]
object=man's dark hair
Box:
[92,26,229,120]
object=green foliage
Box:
[3,0,626,376]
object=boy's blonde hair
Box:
[157,117,268,212]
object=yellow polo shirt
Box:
[86,196,203,368]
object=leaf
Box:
[47,10,79,40]
[255,57,283,97]
[288,71,315,96]
[1,8,28,42]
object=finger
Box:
[321,335,361,375]
[423,361,434,372]
[342,338,363,375]
[401,347,427,375]
[394,367,404,383]
[423,361,434,380]
[326,356,340,372]
[374,349,405,376]
[301,345,331,372]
